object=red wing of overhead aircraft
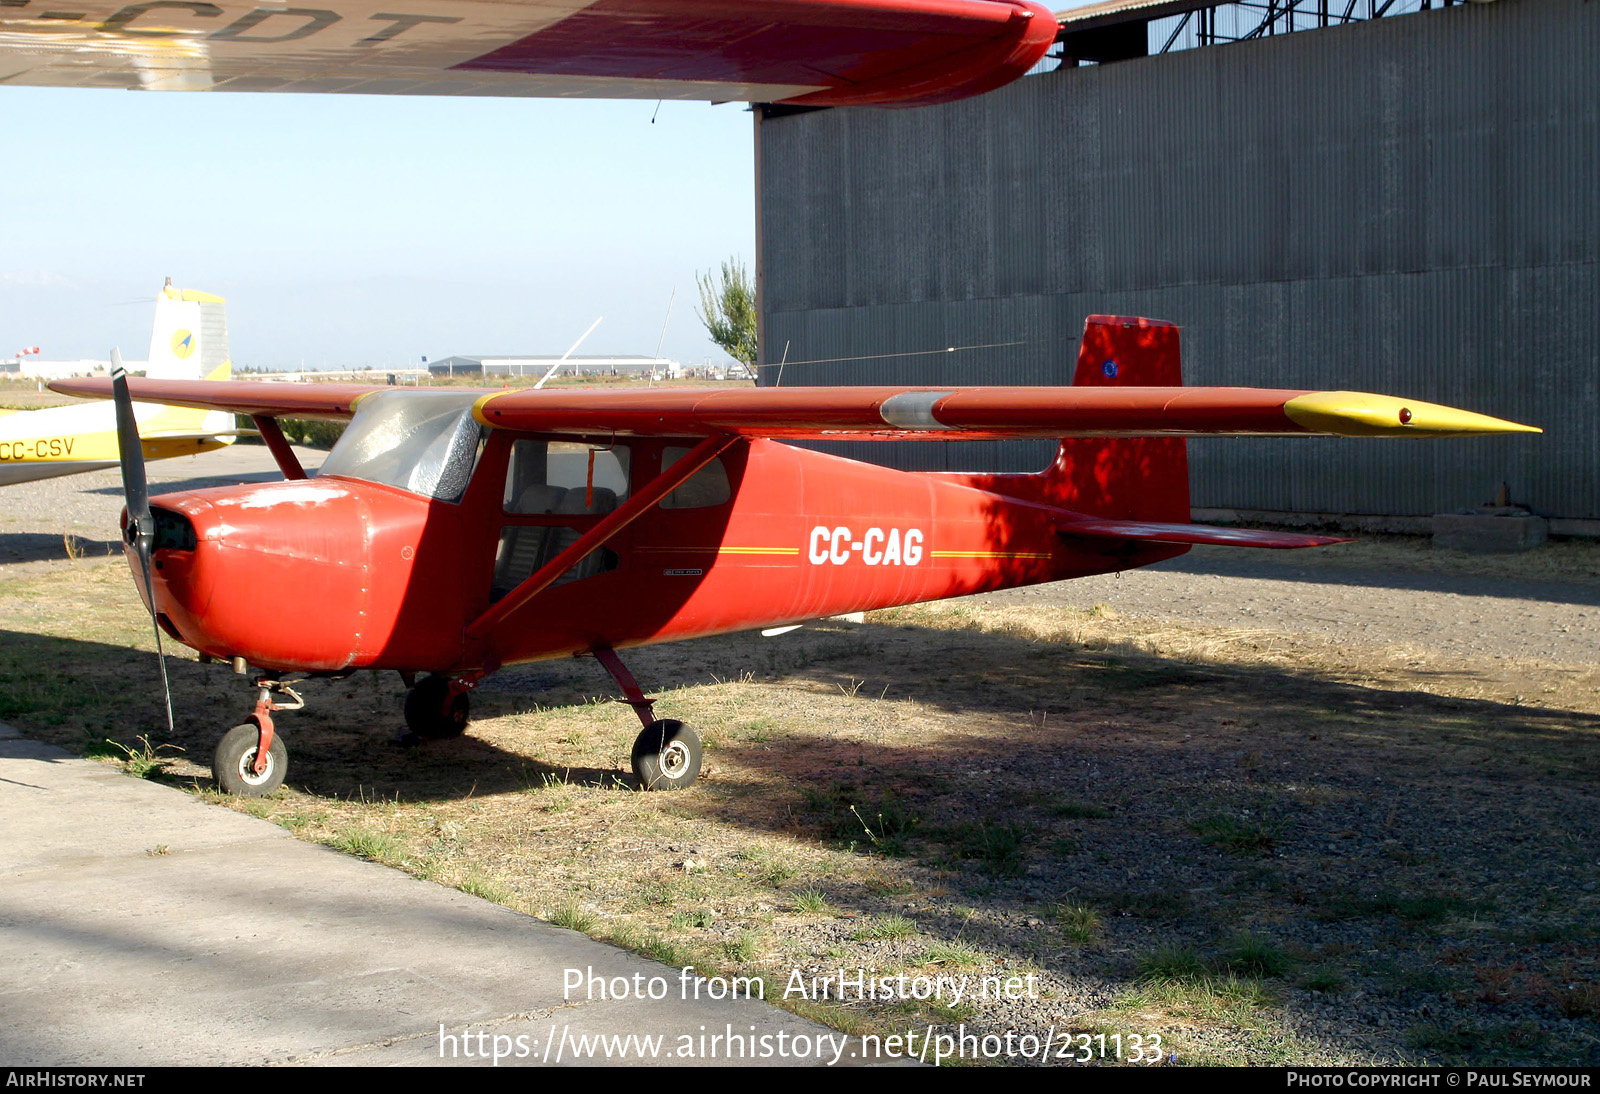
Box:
[0,0,1058,106]
[52,316,1538,797]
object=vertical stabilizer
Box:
[1041,315,1190,522]
[144,284,230,382]
[138,283,237,443]
[940,315,1191,523]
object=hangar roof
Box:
[1056,0,1227,33]
[1051,0,1491,62]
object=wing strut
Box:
[252,416,308,480]
[466,433,738,641]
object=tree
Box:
[694,258,758,367]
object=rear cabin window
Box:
[504,440,630,513]
[659,445,731,509]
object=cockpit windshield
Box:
[318,391,482,502]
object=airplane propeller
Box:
[111,349,176,736]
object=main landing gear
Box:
[401,672,472,742]
[594,647,702,791]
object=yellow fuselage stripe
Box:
[637,546,800,555]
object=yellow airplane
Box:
[0,282,241,486]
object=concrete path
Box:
[0,725,869,1067]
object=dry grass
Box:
[0,378,76,410]
[3,558,1599,1065]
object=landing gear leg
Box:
[213,676,302,797]
[592,647,702,791]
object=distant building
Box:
[428,354,680,380]
[0,358,127,380]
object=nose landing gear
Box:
[593,647,703,791]
[212,677,302,797]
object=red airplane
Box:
[53,316,1538,797]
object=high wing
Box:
[49,377,1540,438]
[0,0,1057,107]
[49,378,379,421]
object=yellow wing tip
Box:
[1285,391,1541,437]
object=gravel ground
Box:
[0,443,325,571]
[983,550,1600,667]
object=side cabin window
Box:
[492,440,630,600]
[658,445,731,509]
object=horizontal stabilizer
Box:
[1058,519,1350,550]
[139,430,259,441]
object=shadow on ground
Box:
[0,533,121,565]
[1142,545,1600,607]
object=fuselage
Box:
[131,427,1182,676]
[0,393,235,486]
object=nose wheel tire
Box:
[404,675,471,739]
[214,723,287,797]
[630,719,701,791]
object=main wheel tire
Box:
[403,675,469,739]
[630,720,701,791]
[214,723,287,797]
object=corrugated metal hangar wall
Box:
[757,0,1598,523]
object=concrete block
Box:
[1432,509,1549,553]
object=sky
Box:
[0,88,756,369]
